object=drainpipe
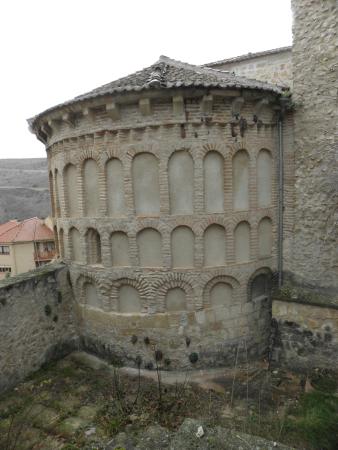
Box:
[277,111,284,289]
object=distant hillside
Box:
[0,159,51,223]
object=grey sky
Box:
[0,0,292,159]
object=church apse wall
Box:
[37,78,281,369]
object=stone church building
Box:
[1,0,335,387]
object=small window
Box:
[0,246,10,255]
[0,266,11,272]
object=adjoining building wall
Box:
[206,48,292,87]
[45,90,280,369]
[0,245,14,279]
[13,242,36,274]
[287,0,337,294]
[0,264,77,392]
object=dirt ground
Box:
[0,352,337,450]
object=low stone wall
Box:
[76,293,271,371]
[272,298,338,370]
[0,263,77,392]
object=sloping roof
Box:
[0,220,20,237]
[29,55,282,127]
[204,46,292,68]
[0,218,54,244]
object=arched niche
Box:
[119,285,141,313]
[49,171,55,217]
[258,217,273,257]
[69,227,82,262]
[137,228,162,267]
[54,169,61,217]
[166,287,186,312]
[257,149,272,208]
[210,282,233,308]
[59,228,64,258]
[106,158,125,216]
[83,159,100,217]
[171,226,194,268]
[64,164,79,217]
[204,224,226,267]
[234,221,250,263]
[233,150,249,211]
[111,232,129,266]
[169,150,194,215]
[251,273,271,301]
[204,151,224,213]
[84,282,100,309]
[86,228,101,264]
[132,153,160,216]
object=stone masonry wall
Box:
[43,90,280,369]
[288,0,338,293]
[0,264,77,392]
[272,298,338,370]
[208,49,292,88]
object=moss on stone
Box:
[274,283,338,310]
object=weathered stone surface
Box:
[286,0,338,293]
[57,416,89,435]
[106,418,295,450]
[28,404,60,430]
[0,263,77,393]
[206,47,293,87]
[77,405,100,421]
[272,298,338,370]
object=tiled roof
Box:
[0,218,54,244]
[29,55,282,126]
[0,220,19,236]
[204,46,292,68]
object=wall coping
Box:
[0,262,66,291]
[273,286,338,311]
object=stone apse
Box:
[29,58,282,368]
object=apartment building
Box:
[0,217,56,280]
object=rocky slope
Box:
[0,158,50,223]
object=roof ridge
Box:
[203,45,292,67]
[158,55,232,76]
[74,62,157,100]
[10,221,24,242]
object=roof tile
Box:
[0,218,54,244]
[29,55,282,127]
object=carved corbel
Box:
[36,126,48,144]
[62,112,75,127]
[139,98,152,116]
[41,122,52,138]
[201,94,213,114]
[83,107,95,121]
[254,98,269,118]
[106,102,120,120]
[47,118,60,133]
[172,95,184,115]
[231,97,244,118]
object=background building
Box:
[0,217,56,279]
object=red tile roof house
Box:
[0,217,56,280]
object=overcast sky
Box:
[0,0,292,160]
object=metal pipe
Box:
[277,113,284,288]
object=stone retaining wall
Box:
[0,264,77,392]
[272,297,338,370]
